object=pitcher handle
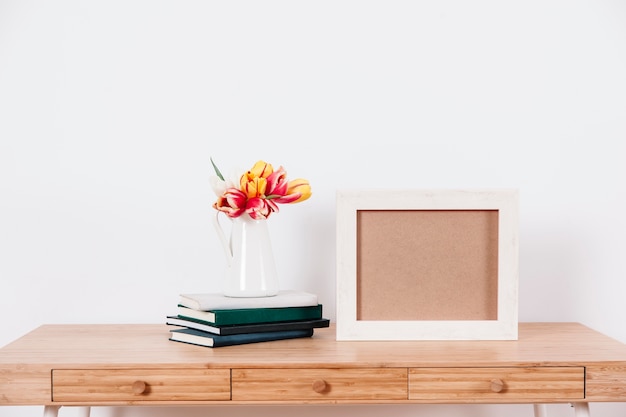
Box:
[211,211,233,266]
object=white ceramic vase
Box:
[212,212,279,297]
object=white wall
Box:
[1,1,626,416]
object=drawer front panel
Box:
[53,369,230,402]
[232,368,407,401]
[409,367,584,402]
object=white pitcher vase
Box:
[212,212,279,297]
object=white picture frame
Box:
[336,189,519,341]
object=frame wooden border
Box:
[336,189,519,341]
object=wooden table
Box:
[2,322,626,417]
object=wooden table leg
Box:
[572,403,590,417]
[43,406,61,417]
[77,406,91,417]
[43,406,91,417]
[533,404,548,417]
[534,403,592,417]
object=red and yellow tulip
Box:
[211,159,311,220]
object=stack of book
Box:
[167,290,329,348]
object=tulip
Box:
[265,167,290,198]
[211,158,311,219]
[248,160,273,179]
[246,197,273,220]
[241,175,267,199]
[210,158,243,198]
[287,178,312,203]
[210,176,231,199]
[273,178,312,204]
[213,188,247,218]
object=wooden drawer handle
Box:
[312,379,328,393]
[490,378,505,393]
[132,380,147,395]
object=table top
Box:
[3,322,626,369]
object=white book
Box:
[178,290,318,311]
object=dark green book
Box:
[169,327,314,348]
[176,304,323,326]
[166,315,330,336]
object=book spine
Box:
[213,304,323,326]
[214,318,330,336]
[212,328,314,347]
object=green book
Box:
[169,327,314,348]
[177,304,323,326]
[166,315,330,336]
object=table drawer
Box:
[232,368,407,401]
[409,367,585,402]
[52,369,230,402]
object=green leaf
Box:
[210,157,225,181]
